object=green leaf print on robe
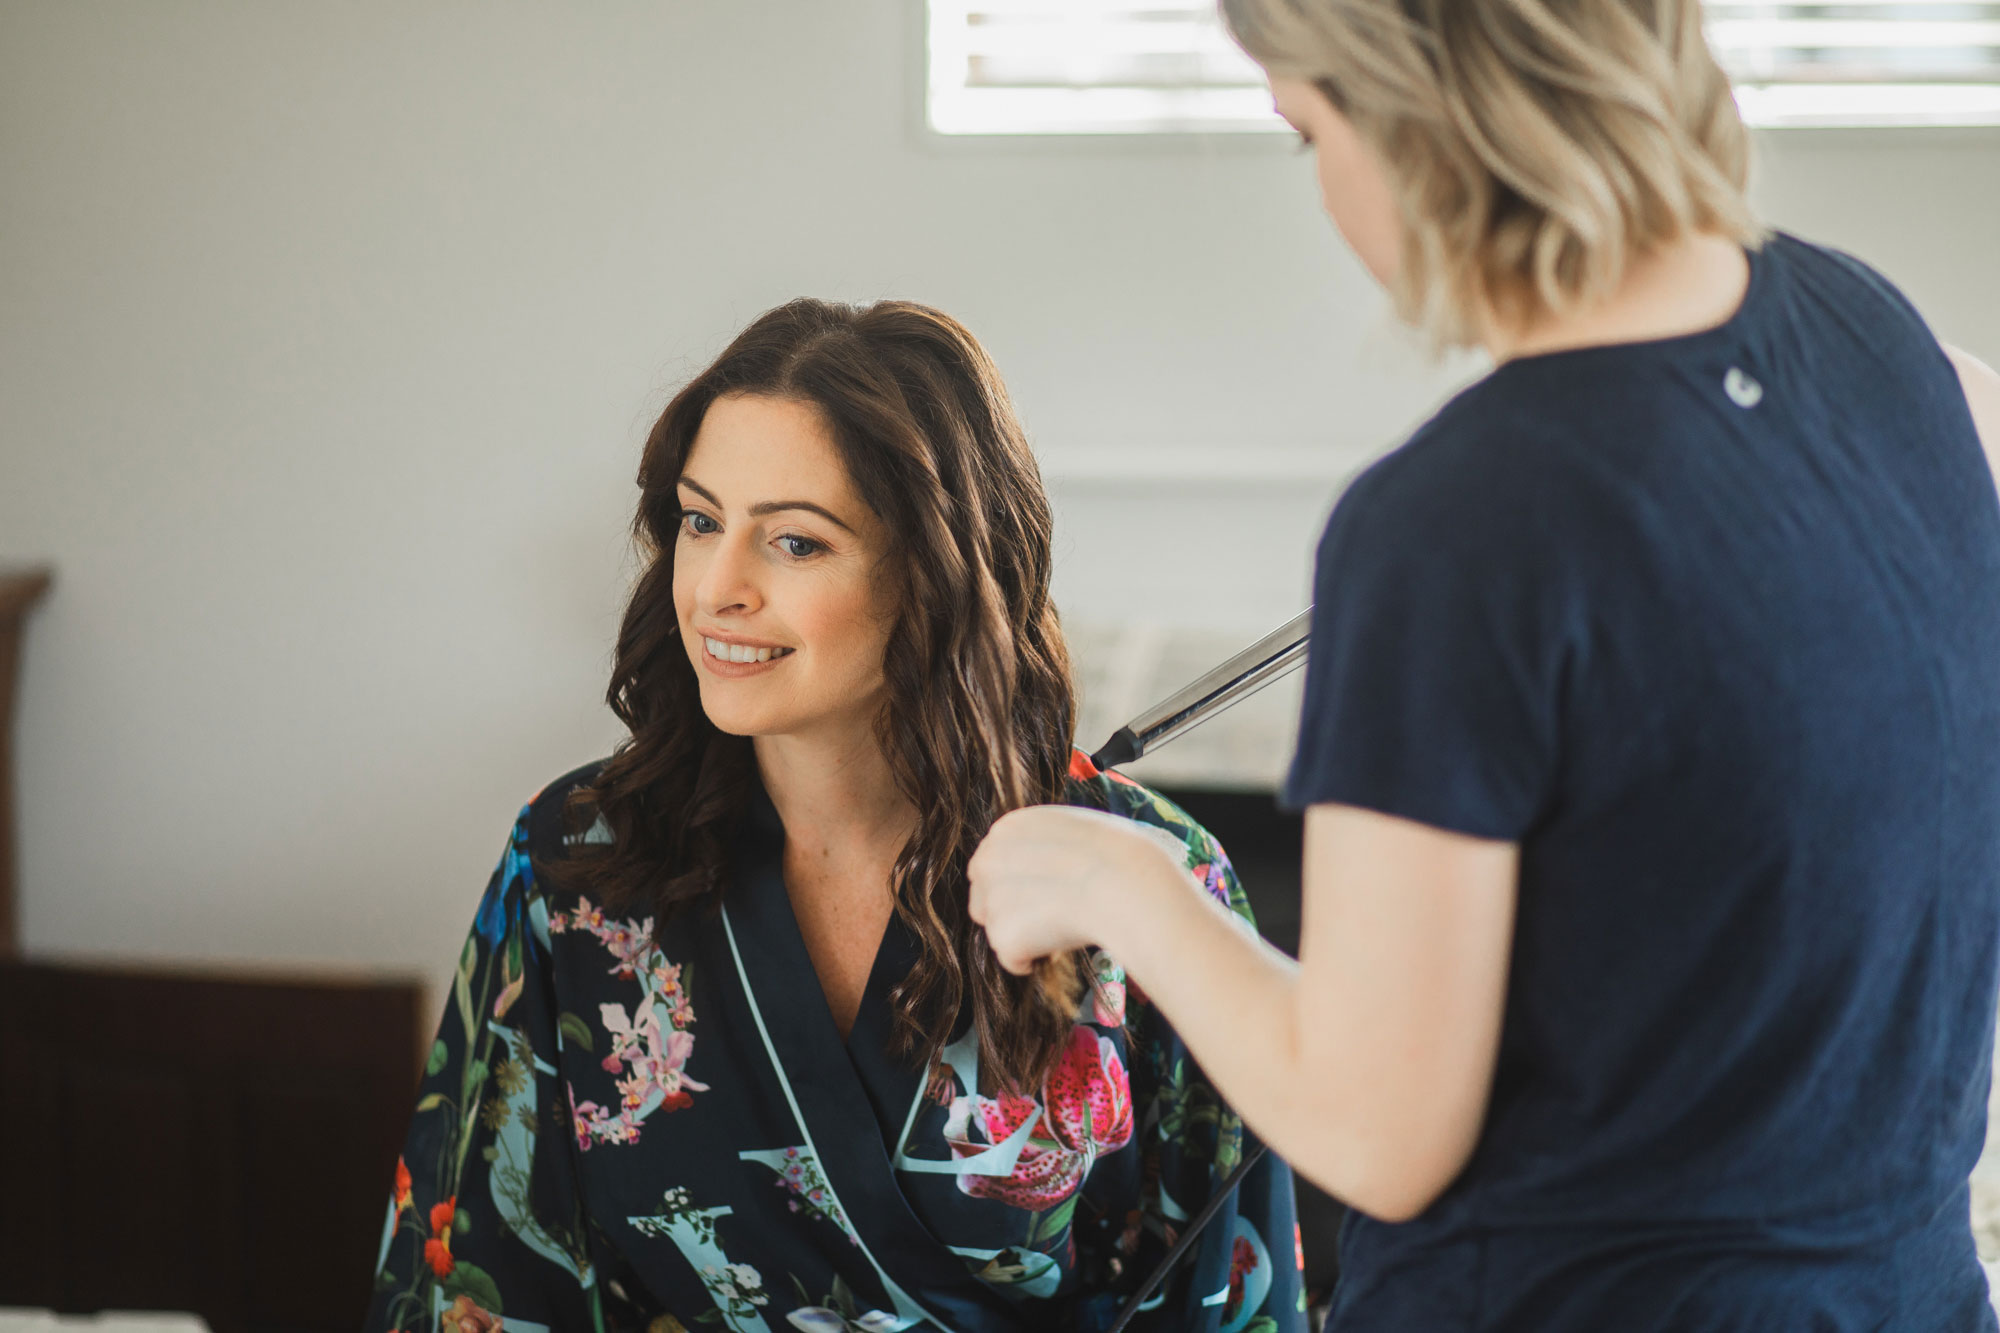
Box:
[740,1146,858,1242]
[736,1148,930,1329]
[630,1187,773,1333]
[373,812,608,1333]
[945,1245,1062,1301]
[782,1272,903,1333]
[485,1020,595,1283]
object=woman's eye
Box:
[776,534,822,559]
[681,510,719,536]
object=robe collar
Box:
[723,783,1029,1329]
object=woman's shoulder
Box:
[1060,751,1255,928]
[1316,368,1654,604]
[1319,385,1604,580]
[448,761,617,987]
[508,756,615,897]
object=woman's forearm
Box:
[1086,810,1516,1222]
[1091,860,1328,1181]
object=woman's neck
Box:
[754,723,916,1042]
[1488,231,1752,364]
[753,725,917,863]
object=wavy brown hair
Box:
[563,298,1085,1095]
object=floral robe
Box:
[366,753,1305,1333]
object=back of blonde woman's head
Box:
[1221,0,1760,347]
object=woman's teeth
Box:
[705,637,793,664]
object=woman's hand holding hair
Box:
[973,799,1519,1226]
[967,805,1196,974]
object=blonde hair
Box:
[1221,0,1762,347]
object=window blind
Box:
[927,0,2000,134]
[1709,2,2000,125]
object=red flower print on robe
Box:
[424,1196,457,1277]
[1044,1025,1133,1153]
[945,1025,1133,1212]
[948,1089,1077,1211]
[1225,1234,1260,1321]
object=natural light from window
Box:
[926,0,2000,135]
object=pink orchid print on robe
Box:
[943,1024,1134,1212]
[548,895,708,1149]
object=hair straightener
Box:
[1089,609,1312,772]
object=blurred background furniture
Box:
[0,565,427,1331]
[1,566,53,959]
[0,1311,211,1330]
[0,963,425,1333]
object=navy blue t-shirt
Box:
[1286,234,2000,1332]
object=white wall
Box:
[4,1,1998,1009]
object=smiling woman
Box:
[364,299,1306,1332]
[596,301,1084,1091]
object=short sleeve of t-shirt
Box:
[1281,415,1581,838]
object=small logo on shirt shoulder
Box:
[1724,366,1764,409]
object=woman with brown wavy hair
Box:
[365,298,1305,1333]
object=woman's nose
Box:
[695,533,763,617]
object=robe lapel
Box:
[723,792,1027,1331]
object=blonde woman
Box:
[968,2,2000,1329]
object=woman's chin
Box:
[699,704,778,739]
[697,692,814,740]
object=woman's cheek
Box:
[670,541,701,622]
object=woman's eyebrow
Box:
[676,476,855,535]
[749,499,855,534]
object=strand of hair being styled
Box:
[555,298,1083,1096]
[845,306,1085,1088]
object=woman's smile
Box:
[699,631,796,677]
[701,633,794,665]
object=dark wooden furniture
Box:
[1,565,53,958]
[0,960,425,1332]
